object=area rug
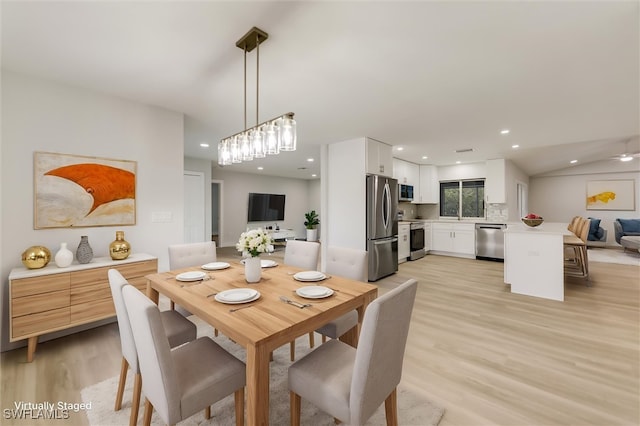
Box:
[588,247,640,266]
[81,318,444,426]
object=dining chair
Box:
[316,246,367,344]
[108,269,197,426]
[122,284,246,426]
[284,240,321,360]
[564,216,590,284]
[168,241,217,329]
[288,278,417,426]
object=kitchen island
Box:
[504,223,569,301]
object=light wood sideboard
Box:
[9,253,157,362]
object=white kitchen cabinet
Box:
[418,165,438,203]
[423,222,432,253]
[366,138,393,177]
[393,158,419,186]
[431,222,475,256]
[398,223,410,263]
[485,158,506,204]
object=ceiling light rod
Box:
[218,27,297,166]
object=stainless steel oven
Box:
[409,222,425,260]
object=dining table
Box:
[145,258,378,426]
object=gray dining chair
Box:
[108,269,197,426]
[284,240,321,360]
[289,278,417,426]
[316,246,368,344]
[122,284,246,426]
[168,241,217,330]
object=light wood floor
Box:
[2,249,638,426]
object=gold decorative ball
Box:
[21,246,52,269]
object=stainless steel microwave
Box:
[399,184,414,201]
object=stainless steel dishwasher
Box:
[475,223,506,261]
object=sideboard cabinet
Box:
[9,253,157,362]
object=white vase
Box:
[306,228,318,242]
[244,256,262,283]
[54,242,73,268]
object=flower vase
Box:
[76,236,93,264]
[244,256,261,283]
[109,231,131,260]
[54,242,74,268]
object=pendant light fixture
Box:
[218,27,296,166]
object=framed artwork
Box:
[586,179,635,211]
[34,152,137,228]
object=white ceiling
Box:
[2,1,639,179]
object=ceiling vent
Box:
[455,148,474,153]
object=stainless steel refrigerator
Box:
[366,174,398,281]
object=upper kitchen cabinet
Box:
[485,159,506,204]
[366,138,393,177]
[393,158,419,186]
[418,165,438,203]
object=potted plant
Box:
[304,210,320,242]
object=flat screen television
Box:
[247,193,286,222]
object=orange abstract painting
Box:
[34,152,137,228]
[586,180,635,211]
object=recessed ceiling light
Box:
[500,129,510,135]
[397,147,404,151]
[422,156,428,160]
[200,143,210,148]
[570,160,578,164]
[620,156,633,162]
[311,174,317,177]
[456,161,461,164]
[257,166,264,170]
[512,144,519,149]
[307,158,314,162]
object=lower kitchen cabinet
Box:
[431,222,475,257]
[398,223,410,263]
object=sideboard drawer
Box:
[12,290,70,318]
[11,274,70,298]
[70,297,115,323]
[12,307,70,338]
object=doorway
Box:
[211,180,223,245]
[517,181,528,218]
[183,171,205,243]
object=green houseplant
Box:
[304,210,320,242]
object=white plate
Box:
[296,285,334,299]
[261,259,278,268]
[293,271,327,282]
[175,271,207,282]
[201,262,230,271]
[215,288,260,304]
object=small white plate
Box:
[293,271,327,282]
[175,271,207,282]
[261,259,278,268]
[215,288,260,304]
[202,262,230,271]
[296,285,334,299]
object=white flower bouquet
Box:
[236,228,275,258]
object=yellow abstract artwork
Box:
[586,180,635,211]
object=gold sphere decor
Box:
[21,245,52,269]
[109,231,131,260]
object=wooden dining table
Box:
[145,259,378,426]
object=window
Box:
[440,180,485,219]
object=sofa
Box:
[614,218,640,251]
[586,217,607,248]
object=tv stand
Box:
[268,229,296,247]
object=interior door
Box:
[184,171,205,243]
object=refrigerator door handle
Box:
[373,237,398,245]
[382,181,391,230]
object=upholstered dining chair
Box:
[283,240,321,360]
[316,246,368,344]
[288,278,417,426]
[108,269,197,426]
[122,284,246,426]
[168,241,217,324]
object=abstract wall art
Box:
[586,179,635,211]
[34,152,137,228]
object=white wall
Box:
[184,156,212,242]
[437,162,486,181]
[1,71,184,351]
[505,160,530,222]
[210,167,314,247]
[529,160,640,245]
